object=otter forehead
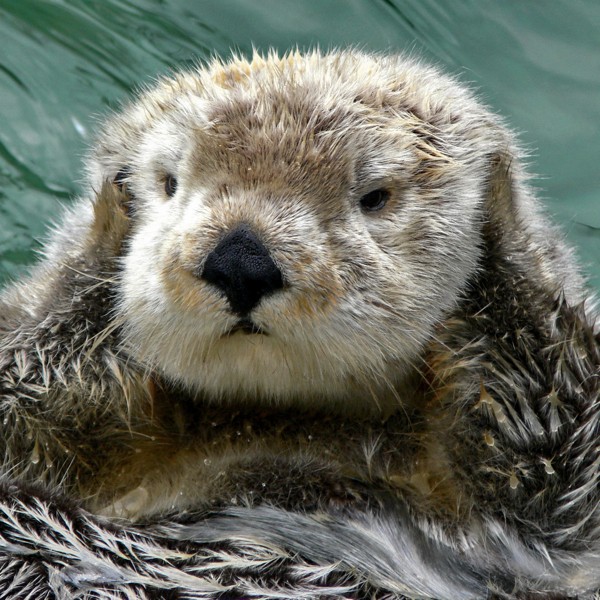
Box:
[151,69,421,200]
[187,97,363,198]
[94,51,492,200]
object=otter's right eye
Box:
[360,188,390,212]
[164,174,178,197]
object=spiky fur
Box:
[0,50,598,598]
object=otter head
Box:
[88,50,520,411]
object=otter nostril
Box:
[201,225,284,315]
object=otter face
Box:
[92,52,500,409]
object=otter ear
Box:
[111,166,135,218]
[482,151,521,248]
[88,182,131,256]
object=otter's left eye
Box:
[165,174,178,197]
[360,188,390,212]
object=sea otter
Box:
[0,50,598,599]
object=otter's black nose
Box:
[201,225,283,315]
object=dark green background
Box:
[1,0,598,290]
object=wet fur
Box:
[0,50,598,598]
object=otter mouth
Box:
[225,318,267,337]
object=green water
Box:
[1,0,599,291]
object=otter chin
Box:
[0,50,597,598]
